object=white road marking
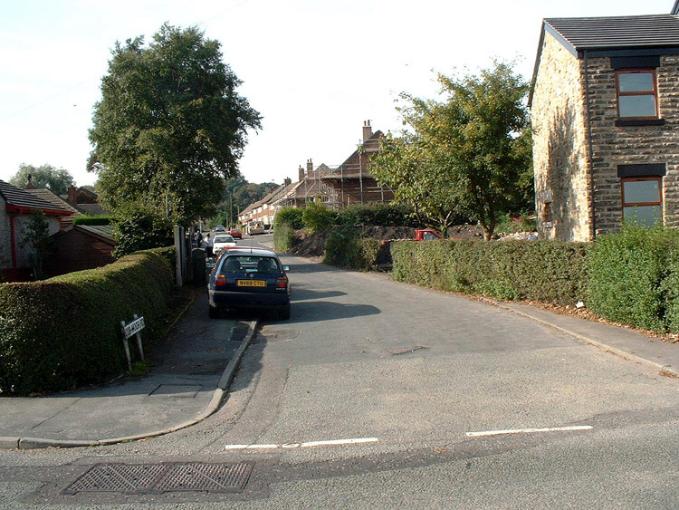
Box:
[224,437,379,450]
[465,425,593,438]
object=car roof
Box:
[223,248,278,257]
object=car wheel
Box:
[278,304,291,321]
[209,305,219,319]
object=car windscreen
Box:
[220,256,281,275]
[214,236,234,243]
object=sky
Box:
[0,0,673,187]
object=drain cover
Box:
[63,462,253,495]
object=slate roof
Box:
[0,180,71,213]
[545,15,679,52]
[23,188,79,214]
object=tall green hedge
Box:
[391,240,589,305]
[324,228,381,270]
[0,249,174,395]
[587,226,679,332]
[273,222,296,253]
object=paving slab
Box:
[0,292,241,444]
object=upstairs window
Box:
[622,177,662,227]
[616,70,658,119]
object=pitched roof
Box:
[23,188,79,214]
[0,180,71,214]
[545,15,679,52]
[674,1,679,15]
[75,224,114,244]
[75,203,109,215]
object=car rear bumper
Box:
[208,289,289,308]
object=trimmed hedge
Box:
[324,228,381,270]
[74,214,112,226]
[587,226,679,332]
[391,240,589,305]
[274,207,304,230]
[0,249,174,395]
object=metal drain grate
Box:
[63,462,253,495]
[155,462,252,492]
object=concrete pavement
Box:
[0,293,252,447]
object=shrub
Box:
[587,226,679,332]
[273,222,296,253]
[335,204,419,228]
[274,207,304,230]
[324,228,381,270]
[0,250,174,394]
[391,239,589,305]
[112,209,174,258]
[302,201,336,233]
[74,215,112,226]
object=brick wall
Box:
[44,228,114,277]
[585,55,679,233]
[0,198,10,270]
[531,33,593,242]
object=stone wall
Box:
[531,33,593,241]
[585,55,679,233]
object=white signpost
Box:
[120,314,145,371]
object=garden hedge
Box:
[324,228,381,270]
[0,248,174,395]
[391,239,590,305]
[587,226,679,332]
[73,214,112,226]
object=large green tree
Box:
[371,61,532,240]
[9,164,75,195]
[89,23,261,225]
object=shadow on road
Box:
[290,285,346,302]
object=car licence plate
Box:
[237,280,266,288]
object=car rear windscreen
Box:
[220,256,281,274]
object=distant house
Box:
[530,6,679,241]
[61,185,110,216]
[44,224,115,277]
[321,121,394,206]
[0,180,74,280]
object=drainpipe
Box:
[584,49,597,240]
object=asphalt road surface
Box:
[2,235,679,508]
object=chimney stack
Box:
[25,174,35,189]
[362,120,373,142]
[306,158,313,177]
[298,165,305,182]
[67,185,77,205]
[284,177,292,186]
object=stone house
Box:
[0,180,73,281]
[530,8,679,241]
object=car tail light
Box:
[215,274,227,287]
[276,276,288,289]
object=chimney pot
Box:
[362,120,373,142]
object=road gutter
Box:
[5,320,259,450]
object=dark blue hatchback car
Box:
[207,248,291,320]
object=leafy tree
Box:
[89,23,262,225]
[111,203,174,258]
[20,212,51,279]
[371,61,531,240]
[9,164,75,195]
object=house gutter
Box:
[583,49,597,240]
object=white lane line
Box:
[465,425,593,438]
[224,437,379,451]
